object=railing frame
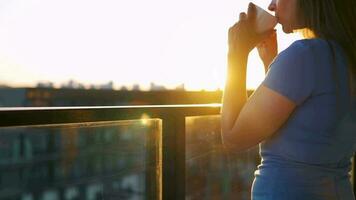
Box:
[0,105,220,200]
[0,105,355,199]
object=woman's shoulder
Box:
[264,39,319,105]
[284,38,337,55]
[274,39,314,64]
[276,38,334,63]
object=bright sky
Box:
[0,0,301,91]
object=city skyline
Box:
[1,79,189,91]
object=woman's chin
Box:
[281,25,294,34]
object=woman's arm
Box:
[221,83,296,152]
[220,4,297,152]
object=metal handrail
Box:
[0,104,221,127]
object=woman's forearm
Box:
[221,52,249,135]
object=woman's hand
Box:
[257,30,278,72]
[228,3,275,57]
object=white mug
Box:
[252,3,278,33]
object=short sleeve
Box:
[262,40,315,105]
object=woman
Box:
[221,0,356,199]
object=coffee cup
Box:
[252,3,278,33]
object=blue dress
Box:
[252,38,356,200]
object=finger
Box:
[258,29,276,41]
[271,29,277,37]
[266,29,277,40]
[239,12,247,20]
[256,42,265,48]
[262,29,276,38]
[247,2,257,21]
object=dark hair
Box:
[297,0,356,100]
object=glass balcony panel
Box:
[186,115,260,199]
[0,119,160,200]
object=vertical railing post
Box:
[145,120,162,200]
[161,112,186,200]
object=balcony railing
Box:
[0,105,354,200]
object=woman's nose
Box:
[268,0,276,12]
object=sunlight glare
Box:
[141,113,151,126]
[0,0,301,90]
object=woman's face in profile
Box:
[268,0,303,33]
